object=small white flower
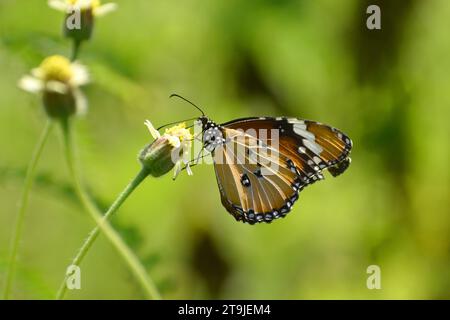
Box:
[48,0,117,16]
[19,55,89,93]
[19,55,89,117]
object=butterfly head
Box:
[198,115,214,130]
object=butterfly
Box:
[172,95,353,225]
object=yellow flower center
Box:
[165,123,193,142]
[39,55,74,83]
[68,0,101,10]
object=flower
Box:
[19,55,89,118]
[139,120,193,179]
[48,0,117,41]
[49,0,117,16]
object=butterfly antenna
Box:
[156,117,199,131]
[170,93,205,116]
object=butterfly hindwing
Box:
[212,128,301,224]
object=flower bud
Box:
[64,6,95,42]
[48,0,117,42]
[139,137,178,177]
[139,120,193,178]
[43,89,77,118]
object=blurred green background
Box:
[1,0,449,299]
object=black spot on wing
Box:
[240,174,251,187]
[253,169,263,178]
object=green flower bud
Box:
[64,8,95,42]
[139,120,194,179]
[43,89,77,118]
[139,137,178,177]
[48,1,118,42]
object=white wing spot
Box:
[287,118,304,124]
[303,139,323,156]
[293,122,307,131]
[313,156,322,164]
[293,124,315,140]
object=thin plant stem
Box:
[2,120,54,299]
[71,40,82,61]
[56,118,161,300]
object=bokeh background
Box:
[1,0,449,299]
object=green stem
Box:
[71,40,82,61]
[2,120,54,300]
[56,119,161,300]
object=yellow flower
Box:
[139,120,193,179]
[19,55,89,118]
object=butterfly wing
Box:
[212,128,302,224]
[223,117,353,178]
[212,117,352,224]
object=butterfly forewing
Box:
[223,117,352,178]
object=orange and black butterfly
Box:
[172,95,352,225]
